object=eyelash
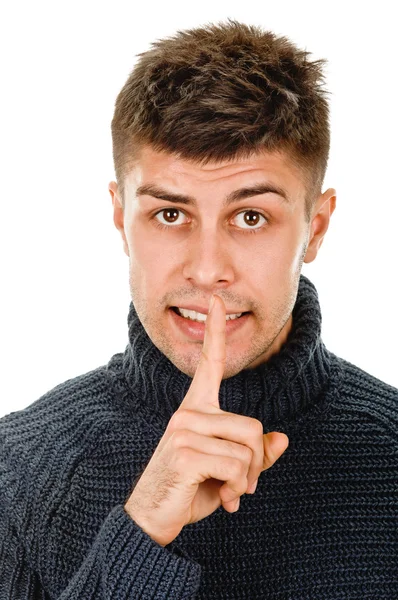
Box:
[152,208,268,235]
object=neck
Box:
[106,274,335,432]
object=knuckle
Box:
[219,456,237,479]
[220,458,250,499]
[170,429,190,448]
[240,444,253,465]
[174,447,195,470]
[225,440,252,464]
[232,478,250,497]
[230,456,248,479]
[248,418,264,437]
[168,408,190,431]
[219,412,234,425]
[221,462,247,497]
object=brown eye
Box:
[244,211,261,226]
[154,208,186,227]
[162,209,180,223]
[234,210,267,231]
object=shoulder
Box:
[0,358,136,573]
[0,362,126,516]
[0,363,121,446]
[330,353,398,441]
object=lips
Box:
[169,306,251,341]
[171,305,248,316]
[171,306,249,321]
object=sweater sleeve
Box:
[59,504,202,599]
[0,397,202,599]
[0,492,201,599]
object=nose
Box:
[182,227,235,289]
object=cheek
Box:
[244,230,304,283]
[129,227,174,289]
[129,220,161,263]
[243,238,288,271]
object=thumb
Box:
[262,432,289,470]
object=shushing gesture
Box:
[124,294,290,547]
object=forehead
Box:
[125,145,306,198]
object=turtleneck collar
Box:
[109,274,335,432]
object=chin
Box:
[172,351,250,381]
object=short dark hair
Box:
[111,19,330,222]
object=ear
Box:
[304,188,337,264]
[109,181,130,257]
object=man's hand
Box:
[124,294,289,547]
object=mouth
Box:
[169,306,252,340]
[170,306,250,323]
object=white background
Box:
[1,1,397,418]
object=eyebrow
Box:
[135,181,292,207]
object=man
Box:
[1,18,397,599]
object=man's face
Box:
[110,145,336,379]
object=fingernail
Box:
[233,497,240,511]
[209,294,216,314]
[247,479,258,494]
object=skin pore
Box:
[109,145,336,380]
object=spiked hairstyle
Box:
[111,19,330,222]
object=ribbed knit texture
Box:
[0,274,397,599]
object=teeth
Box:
[177,308,243,322]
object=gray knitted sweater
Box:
[1,274,397,599]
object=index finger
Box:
[181,294,226,411]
